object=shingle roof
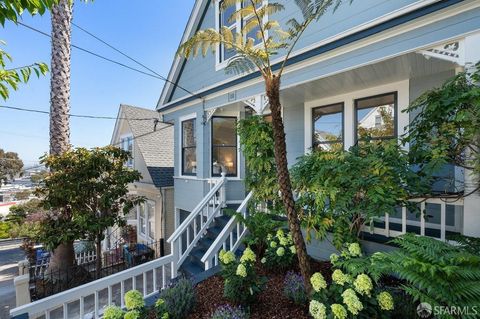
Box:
[120,104,174,188]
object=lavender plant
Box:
[283,271,308,305]
[210,304,249,319]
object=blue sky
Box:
[0,1,195,166]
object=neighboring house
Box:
[156,0,480,262]
[111,105,175,252]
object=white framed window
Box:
[181,117,197,176]
[139,203,146,235]
[211,116,238,177]
[215,0,267,69]
[138,201,155,240]
[120,135,134,168]
[147,201,155,240]
[304,80,409,152]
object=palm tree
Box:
[48,0,74,275]
[178,0,349,292]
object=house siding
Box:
[163,187,175,255]
[163,3,479,113]
[169,0,438,102]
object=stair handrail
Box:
[167,173,227,244]
[201,191,253,269]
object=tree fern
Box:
[373,234,480,318]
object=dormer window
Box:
[217,0,267,65]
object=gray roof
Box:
[120,104,174,188]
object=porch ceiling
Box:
[280,52,455,105]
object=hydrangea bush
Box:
[103,289,151,319]
[262,229,296,271]
[283,271,308,305]
[309,243,395,319]
[219,248,266,304]
[210,304,249,319]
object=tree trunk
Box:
[266,75,312,292]
[95,235,102,278]
[48,241,75,280]
[48,0,74,275]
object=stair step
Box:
[180,262,204,278]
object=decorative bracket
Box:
[418,40,465,66]
[203,108,217,125]
[243,94,269,114]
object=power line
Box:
[17,21,202,101]
[72,22,201,100]
[0,105,160,121]
[17,22,169,82]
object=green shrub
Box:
[219,248,266,304]
[103,305,124,319]
[156,278,195,319]
[123,310,140,319]
[373,234,480,318]
[309,243,395,319]
[262,229,296,271]
[124,290,144,311]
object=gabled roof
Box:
[157,0,208,108]
[112,105,174,188]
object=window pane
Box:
[139,204,146,234]
[213,146,237,176]
[221,1,236,28]
[212,117,237,146]
[182,120,196,148]
[356,93,396,140]
[147,201,155,239]
[223,44,236,61]
[312,103,343,149]
[182,147,197,175]
[245,18,261,46]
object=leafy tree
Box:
[403,64,480,191]
[36,146,142,274]
[6,198,43,224]
[178,0,352,292]
[0,0,54,99]
[291,141,429,248]
[0,148,23,182]
[31,170,49,184]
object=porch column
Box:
[462,32,480,237]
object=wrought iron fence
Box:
[28,238,165,301]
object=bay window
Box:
[355,92,397,142]
[212,117,237,177]
[182,118,197,175]
[138,201,155,240]
[312,103,344,151]
[147,201,155,240]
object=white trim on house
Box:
[158,1,480,114]
[179,113,198,178]
[304,79,410,153]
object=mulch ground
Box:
[187,259,332,319]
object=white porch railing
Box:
[167,173,227,274]
[368,197,464,241]
[10,254,174,319]
[202,191,253,270]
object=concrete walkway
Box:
[0,239,24,319]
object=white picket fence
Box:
[10,254,175,319]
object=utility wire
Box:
[71,22,201,100]
[0,105,161,121]
[17,21,202,101]
[17,22,170,82]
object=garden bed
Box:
[187,259,331,319]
